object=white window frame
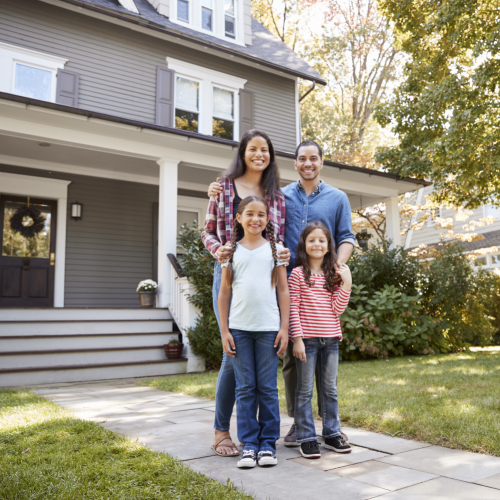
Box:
[212,83,236,140]
[0,42,67,103]
[167,57,247,139]
[483,204,500,220]
[170,0,245,45]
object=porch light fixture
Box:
[71,202,83,220]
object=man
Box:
[208,140,355,448]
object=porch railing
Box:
[167,254,205,373]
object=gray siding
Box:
[0,165,158,307]
[0,0,296,152]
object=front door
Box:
[0,196,57,307]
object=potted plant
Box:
[163,338,184,359]
[355,231,373,249]
[136,279,158,308]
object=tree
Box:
[300,0,402,164]
[375,0,500,209]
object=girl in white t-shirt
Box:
[219,195,290,469]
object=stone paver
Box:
[27,379,500,500]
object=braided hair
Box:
[295,221,342,292]
[225,196,280,288]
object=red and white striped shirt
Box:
[288,266,351,340]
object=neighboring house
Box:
[404,185,500,270]
[0,0,429,386]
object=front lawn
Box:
[0,390,250,500]
[142,351,500,457]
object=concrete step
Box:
[0,308,172,322]
[0,319,173,336]
[0,346,173,369]
[0,359,187,387]
[0,332,179,351]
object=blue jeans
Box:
[213,261,236,432]
[295,337,341,443]
[231,329,281,453]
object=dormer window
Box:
[170,0,243,44]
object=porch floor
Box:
[18,378,500,500]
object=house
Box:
[0,0,429,386]
[403,185,500,269]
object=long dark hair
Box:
[220,129,280,201]
[295,221,342,292]
[225,196,279,288]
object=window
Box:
[224,0,236,38]
[177,210,199,254]
[168,58,246,139]
[213,86,234,139]
[201,0,213,31]
[484,204,500,220]
[427,207,442,227]
[492,254,500,266]
[175,76,200,132]
[0,42,67,102]
[170,0,242,44]
[177,0,189,22]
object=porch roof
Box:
[0,92,431,192]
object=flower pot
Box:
[164,343,184,359]
[138,291,156,308]
[357,239,369,249]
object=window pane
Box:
[202,0,212,7]
[176,77,199,112]
[492,254,500,265]
[178,0,189,21]
[202,7,212,30]
[2,201,51,258]
[14,64,52,101]
[225,16,235,38]
[474,256,487,267]
[177,210,198,254]
[213,87,234,120]
[175,109,199,132]
[213,118,234,140]
[224,0,234,15]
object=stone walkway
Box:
[29,379,500,500]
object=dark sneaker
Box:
[237,449,257,468]
[300,441,321,459]
[257,450,278,467]
[284,423,299,447]
[324,435,352,453]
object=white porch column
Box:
[157,158,180,308]
[385,196,402,248]
[54,197,68,307]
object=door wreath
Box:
[10,205,46,239]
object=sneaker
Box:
[284,423,299,447]
[324,435,352,453]
[341,431,349,443]
[237,449,257,468]
[257,450,278,467]
[300,441,321,459]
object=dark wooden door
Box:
[0,196,57,307]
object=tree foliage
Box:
[375,0,500,208]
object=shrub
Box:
[340,284,447,360]
[177,223,223,369]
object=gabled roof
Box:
[57,0,326,84]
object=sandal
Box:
[211,434,240,457]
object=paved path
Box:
[30,379,500,500]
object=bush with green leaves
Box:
[340,284,447,360]
[177,223,223,369]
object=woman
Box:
[202,129,290,456]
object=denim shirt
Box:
[282,180,356,274]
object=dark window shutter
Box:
[156,67,175,127]
[239,89,254,139]
[55,69,80,107]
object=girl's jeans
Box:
[212,261,236,432]
[294,337,341,443]
[231,329,281,453]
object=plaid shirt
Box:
[201,178,286,259]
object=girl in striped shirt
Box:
[289,221,352,459]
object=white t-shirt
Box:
[222,241,286,331]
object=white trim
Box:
[295,78,301,143]
[404,187,424,249]
[117,0,139,13]
[0,42,67,103]
[385,196,402,248]
[0,172,71,307]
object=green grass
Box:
[142,351,500,457]
[0,390,251,500]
